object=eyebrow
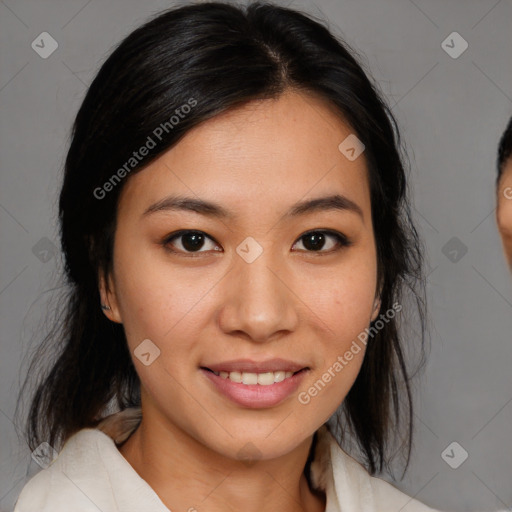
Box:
[142,193,364,221]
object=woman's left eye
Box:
[162,229,351,255]
[292,230,351,253]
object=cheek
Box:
[113,257,206,401]
[497,194,512,236]
[112,239,211,341]
[314,276,373,374]
[497,170,512,234]
[305,257,377,340]
[295,255,376,406]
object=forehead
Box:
[118,90,371,221]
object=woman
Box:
[496,116,512,268]
[14,2,439,511]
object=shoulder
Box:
[14,429,123,512]
[341,450,442,512]
[312,425,445,512]
[14,424,169,512]
[368,474,441,512]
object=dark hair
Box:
[497,116,512,183]
[18,0,426,479]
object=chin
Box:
[198,421,314,463]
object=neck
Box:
[117,407,326,512]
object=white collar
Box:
[15,407,440,512]
[93,406,438,512]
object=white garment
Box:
[14,407,443,512]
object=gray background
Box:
[1,0,511,511]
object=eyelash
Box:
[161,229,352,257]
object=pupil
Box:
[183,232,204,251]
[303,232,325,251]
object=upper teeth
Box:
[213,370,295,385]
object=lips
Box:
[200,366,309,408]
[199,358,310,408]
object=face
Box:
[100,89,380,461]
[497,159,512,268]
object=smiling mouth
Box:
[201,367,307,386]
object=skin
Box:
[496,158,512,269]
[99,89,381,512]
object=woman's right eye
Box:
[162,230,222,255]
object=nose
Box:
[217,247,299,343]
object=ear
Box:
[370,297,381,323]
[370,286,382,323]
[98,268,123,324]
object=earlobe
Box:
[98,270,123,324]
